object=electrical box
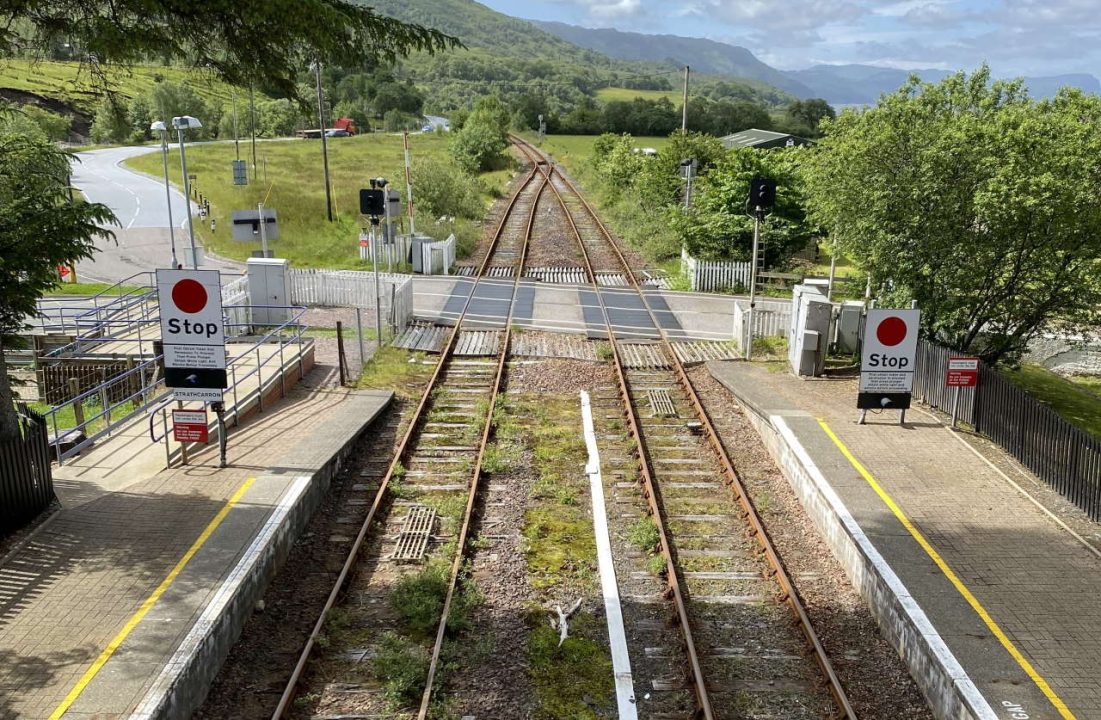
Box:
[246,257,291,326]
[788,283,833,377]
[834,301,864,355]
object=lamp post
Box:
[172,115,203,269]
[150,120,178,268]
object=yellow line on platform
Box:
[817,418,1075,720]
[48,477,257,720]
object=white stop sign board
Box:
[859,308,920,393]
[157,269,224,346]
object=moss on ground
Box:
[527,608,614,720]
[355,346,432,399]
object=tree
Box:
[6,1,459,103]
[0,123,116,439]
[673,147,815,264]
[785,99,835,136]
[804,67,1101,364]
[449,96,509,172]
[148,82,218,139]
[414,158,483,220]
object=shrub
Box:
[373,632,428,706]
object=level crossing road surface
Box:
[71,146,242,283]
[0,352,392,719]
[710,360,1101,720]
[418,275,738,341]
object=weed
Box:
[293,691,321,707]
[595,342,613,361]
[373,631,429,707]
[648,553,668,577]
[626,516,660,553]
[480,442,518,474]
[390,564,449,638]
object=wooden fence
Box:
[913,339,1101,521]
[681,247,751,292]
[1,405,54,534]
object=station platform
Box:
[0,367,391,718]
[709,360,1101,720]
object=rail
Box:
[271,163,546,719]
[514,134,857,718]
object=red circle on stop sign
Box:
[877,316,907,346]
[172,279,208,313]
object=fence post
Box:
[336,321,347,386]
[69,378,85,428]
[256,347,264,412]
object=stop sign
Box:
[157,269,224,346]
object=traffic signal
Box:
[748,177,776,209]
[359,188,385,216]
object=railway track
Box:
[274,136,855,720]
[513,134,857,719]
[272,161,546,719]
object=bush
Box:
[414,158,483,220]
[21,105,71,141]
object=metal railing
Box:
[147,306,310,467]
[40,304,308,465]
[29,271,156,335]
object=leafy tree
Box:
[382,109,421,132]
[449,95,509,172]
[673,147,814,263]
[0,123,115,439]
[21,105,71,141]
[785,98,835,136]
[148,82,219,140]
[7,1,458,103]
[255,98,304,137]
[804,67,1101,364]
[89,97,130,143]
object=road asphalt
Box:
[71,145,242,284]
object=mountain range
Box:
[532,19,1101,104]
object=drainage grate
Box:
[391,505,436,561]
[648,389,677,418]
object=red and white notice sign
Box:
[172,409,209,443]
[946,357,979,387]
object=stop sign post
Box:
[157,269,227,402]
[859,308,920,425]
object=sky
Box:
[481,0,1100,77]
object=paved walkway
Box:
[710,361,1101,720]
[0,366,390,718]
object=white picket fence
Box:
[420,235,456,275]
[732,298,791,347]
[288,268,414,338]
[681,247,752,292]
[359,231,412,269]
[221,275,250,336]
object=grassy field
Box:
[532,134,671,173]
[125,133,513,268]
[595,87,683,104]
[1004,364,1101,439]
[0,59,236,112]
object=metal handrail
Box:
[42,304,307,464]
[147,306,309,446]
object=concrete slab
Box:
[0,373,390,719]
[709,360,1101,720]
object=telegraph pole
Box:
[315,61,334,223]
[249,85,258,174]
[682,65,690,132]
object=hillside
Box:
[0,59,239,136]
[362,0,793,111]
[532,20,815,99]
[531,20,1101,105]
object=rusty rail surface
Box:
[271,163,545,719]
[513,134,857,719]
